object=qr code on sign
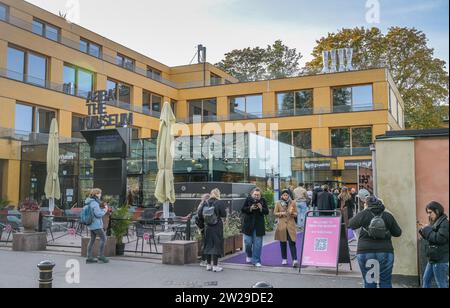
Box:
[314,238,328,252]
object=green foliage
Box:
[262,189,275,210]
[223,211,242,239]
[216,40,302,82]
[305,27,449,129]
[111,205,132,245]
[0,198,11,210]
[264,215,275,232]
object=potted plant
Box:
[19,199,40,233]
[223,211,242,255]
[111,205,132,256]
[263,189,276,232]
[0,198,11,215]
[193,229,203,257]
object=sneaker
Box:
[86,258,98,264]
[213,266,223,272]
[293,261,299,268]
[98,256,110,264]
[246,257,252,264]
[282,259,288,265]
[200,261,208,267]
[255,263,262,268]
[206,265,213,271]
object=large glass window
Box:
[7,47,25,81]
[27,53,47,87]
[188,99,217,122]
[7,46,47,87]
[277,90,313,116]
[32,19,59,42]
[116,54,134,71]
[0,3,8,21]
[147,67,162,81]
[15,103,55,134]
[63,64,94,98]
[390,88,399,121]
[230,95,263,119]
[210,73,222,86]
[333,85,373,112]
[15,104,33,133]
[143,90,162,113]
[331,127,372,156]
[80,38,101,58]
[71,115,84,139]
[108,79,131,105]
[278,130,311,150]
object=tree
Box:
[305,27,449,129]
[216,40,302,82]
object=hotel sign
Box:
[84,90,133,130]
[304,161,331,170]
[344,160,373,170]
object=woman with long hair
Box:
[339,187,354,227]
[196,193,210,267]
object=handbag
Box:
[427,245,440,262]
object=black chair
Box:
[134,222,158,255]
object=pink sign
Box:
[301,216,341,268]
[68,228,76,236]
[4,224,12,233]
[143,233,150,241]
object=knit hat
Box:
[358,189,371,201]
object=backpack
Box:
[364,211,388,240]
[202,202,218,226]
[80,203,94,226]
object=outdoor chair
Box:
[42,216,55,243]
[134,222,158,255]
[0,220,21,242]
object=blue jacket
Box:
[85,197,106,231]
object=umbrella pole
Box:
[163,201,170,231]
[49,198,54,216]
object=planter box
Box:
[81,236,116,257]
[197,239,203,257]
[224,237,234,255]
[234,234,243,252]
[162,240,198,265]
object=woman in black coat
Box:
[419,201,449,288]
[197,189,227,272]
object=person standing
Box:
[339,187,354,227]
[195,193,210,267]
[274,190,299,268]
[349,196,402,288]
[85,188,110,264]
[419,201,449,288]
[241,188,269,267]
[198,189,227,272]
[311,184,323,215]
[293,183,309,230]
[317,185,334,216]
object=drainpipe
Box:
[370,143,377,196]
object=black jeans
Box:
[207,255,219,266]
[280,231,297,261]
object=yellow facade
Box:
[0,0,405,205]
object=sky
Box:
[25,0,449,69]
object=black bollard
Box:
[37,261,55,288]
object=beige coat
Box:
[274,200,298,242]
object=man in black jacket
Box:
[317,185,335,216]
[241,188,269,267]
[311,184,323,215]
[349,196,402,288]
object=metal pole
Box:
[370,144,377,196]
[37,261,55,288]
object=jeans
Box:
[87,229,107,259]
[296,201,308,229]
[357,252,395,288]
[280,231,297,261]
[423,262,449,288]
[244,230,263,264]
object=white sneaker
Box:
[293,261,299,268]
[206,265,213,271]
[200,261,208,267]
[255,263,262,268]
[246,257,252,264]
[282,259,288,265]
[213,266,223,272]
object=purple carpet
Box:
[224,229,354,267]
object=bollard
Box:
[37,261,56,288]
[252,281,273,288]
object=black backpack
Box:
[364,211,388,240]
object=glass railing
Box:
[332,104,381,113]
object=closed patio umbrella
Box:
[154,102,176,229]
[44,118,61,216]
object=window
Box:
[0,2,8,21]
[188,99,217,122]
[333,85,373,113]
[142,90,162,114]
[230,95,263,119]
[15,103,55,134]
[151,130,159,139]
[7,46,47,87]
[398,103,404,128]
[278,130,311,150]
[277,90,313,116]
[32,19,59,42]
[147,67,162,81]
[131,128,140,140]
[116,54,134,71]
[171,100,177,116]
[63,64,94,98]
[80,38,101,58]
[331,127,372,156]
[210,73,222,86]
[72,115,84,139]
[108,79,131,105]
[390,88,399,121]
